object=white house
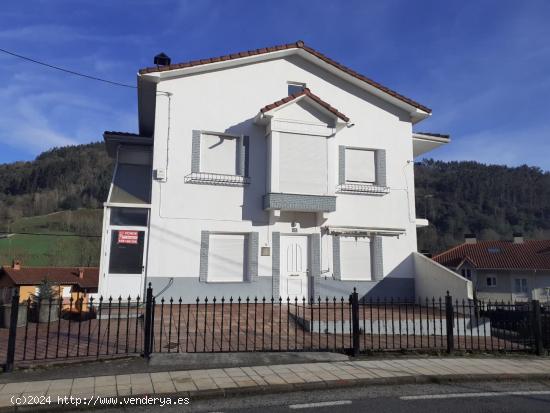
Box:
[99,41,470,302]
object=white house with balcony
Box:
[98,41,470,302]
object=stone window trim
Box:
[332,234,384,281]
[338,145,388,195]
[189,130,250,186]
[199,230,259,283]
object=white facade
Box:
[99,44,451,301]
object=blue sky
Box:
[0,0,549,169]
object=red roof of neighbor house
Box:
[0,266,99,289]
[139,41,431,114]
[260,88,350,122]
[433,240,550,271]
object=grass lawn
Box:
[0,209,103,267]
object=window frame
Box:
[287,81,306,95]
[206,232,249,283]
[486,276,497,287]
[338,235,373,281]
[344,147,377,185]
[338,145,388,195]
[514,278,528,294]
[187,130,250,186]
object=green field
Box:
[0,209,103,267]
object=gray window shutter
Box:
[238,135,249,177]
[309,233,321,279]
[272,232,280,299]
[332,235,341,280]
[372,235,384,281]
[338,145,346,185]
[247,232,259,282]
[199,230,209,282]
[375,149,387,187]
[191,130,201,173]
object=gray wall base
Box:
[313,277,415,300]
[148,277,273,302]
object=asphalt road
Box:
[68,379,550,413]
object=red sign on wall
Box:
[118,230,139,245]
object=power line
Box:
[0,231,101,238]
[0,47,137,89]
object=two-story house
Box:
[99,41,468,302]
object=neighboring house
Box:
[434,234,550,302]
[0,261,99,308]
[99,41,466,301]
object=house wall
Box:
[128,55,419,300]
[472,270,550,302]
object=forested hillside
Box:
[1,142,549,262]
[415,160,550,253]
[0,142,113,229]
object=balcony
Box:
[263,193,336,213]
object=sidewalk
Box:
[1,356,550,411]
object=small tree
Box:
[32,279,60,323]
[32,278,59,304]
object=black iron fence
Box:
[1,285,548,371]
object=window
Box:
[486,276,497,287]
[109,230,145,274]
[110,208,148,226]
[288,82,306,95]
[461,268,472,280]
[201,133,239,175]
[208,234,248,282]
[340,237,372,280]
[279,132,328,195]
[514,278,528,294]
[345,148,376,183]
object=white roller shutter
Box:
[201,133,238,175]
[279,132,328,194]
[208,234,247,282]
[345,148,376,183]
[340,237,372,280]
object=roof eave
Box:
[139,47,431,121]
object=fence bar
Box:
[445,293,454,354]
[532,300,544,356]
[4,290,20,372]
[143,284,153,358]
[351,289,360,356]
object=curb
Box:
[3,372,550,412]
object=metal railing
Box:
[1,285,548,371]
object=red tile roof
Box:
[260,88,350,122]
[433,240,550,270]
[139,41,431,114]
[0,266,99,289]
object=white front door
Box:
[280,236,309,300]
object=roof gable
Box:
[259,88,350,123]
[139,41,431,119]
[434,240,550,271]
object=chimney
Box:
[154,52,171,67]
[464,234,477,244]
[12,260,21,271]
[513,233,524,244]
[78,268,84,279]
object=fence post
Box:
[532,299,544,356]
[4,289,20,372]
[445,292,454,354]
[351,288,360,357]
[143,283,153,359]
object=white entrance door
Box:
[280,236,309,300]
